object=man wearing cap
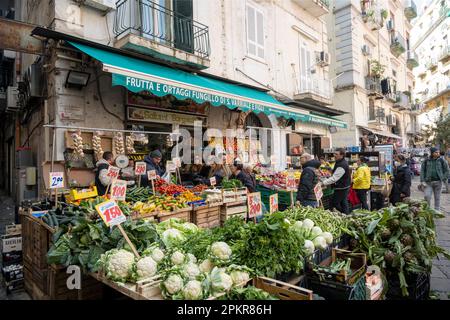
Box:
[420,147,449,210]
[141,150,166,187]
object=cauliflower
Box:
[171,251,186,265]
[302,219,315,231]
[183,263,201,280]
[210,267,233,293]
[210,242,232,262]
[179,223,199,234]
[313,236,328,250]
[230,270,250,287]
[199,259,214,273]
[136,256,157,280]
[151,248,165,263]
[321,232,333,245]
[101,249,136,282]
[162,228,186,248]
[311,226,323,238]
[182,280,203,300]
[187,253,197,264]
[163,274,184,295]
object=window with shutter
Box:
[299,43,312,93]
[246,4,265,60]
[369,99,376,120]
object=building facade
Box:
[328,0,418,149]
[0,0,346,200]
[411,0,449,137]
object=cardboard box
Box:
[1,235,23,253]
[5,224,22,236]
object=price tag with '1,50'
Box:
[95,200,126,227]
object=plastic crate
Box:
[385,272,430,300]
[302,273,367,300]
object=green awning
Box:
[68,41,347,128]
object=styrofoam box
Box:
[1,236,22,253]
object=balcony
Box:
[407,51,419,69]
[294,77,332,106]
[365,76,383,99]
[292,0,330,17]
[409,103,425,114]
[425,58,438,70]
[439,45,450,62]
[113,0,210,70]
[393,92,409,109]
[390,32,406,58]
[404,0,417,21]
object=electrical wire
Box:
[21,119,44,147]
[93,67,124,123]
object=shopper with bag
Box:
[420,147,449,210]
[296,153,321,208]
[352,156,371,210]
[390,154,412,205]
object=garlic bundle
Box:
[92,132,104,160]
[126,135,136,154]
[71,132,84,158]
[114,132,125,155]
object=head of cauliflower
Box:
[182,280,203,300]
[210,267,233,293]
[230,270,250,287]
[151,248,165,263]
[186,253,197,264]
[183,262,201,280]
[210,242,232,261]
[163,274,184,295]
[136,256,157,280]
[199,259,214,273]
[103,249,136,282]
[171,251,186,265]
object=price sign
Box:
[107,166,120,179]
[110,179,127,201]
[135,162,147,175]
[173,157,182,168]
[147,170,157,180]
[49,172,64,189]
[247,192,263,218]
[166,161,176,173]
[95,200,127,227]
[269,194,278,214]
[286,172,297,191]
[210,176,217,186]
[314,183,323,201]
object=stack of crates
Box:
[1,224,24,294]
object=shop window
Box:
[246,4,265,60]
[369,99,376,120]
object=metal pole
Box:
[43,124,179,136]
[51,128,56,173]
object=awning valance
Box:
[358,125,402,140]
[68,41,347,128]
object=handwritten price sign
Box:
[210,176,217,186]
[173,157,182,168]
[166,161,176,173]
[147,170,157,180]
[269,194,278,214]
[314,183,323,201]
[110,180,127,201]
[49,172,64,189]
[286,172,297,191]
[95,200,127,227]
[107,166,120,179]
[247,192,262,219]
[135,162,146,175]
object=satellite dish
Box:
[115,155,129,169]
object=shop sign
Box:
[147,170,157,180]
[95,200,126,227]
[314,184,323,201]
[49,172,64,189]
[107,166,120,179]
[269,194,278,214]
[110,180,127,201]
[127,107,205,126]
[247,192,263,218]
[135,162,147,175]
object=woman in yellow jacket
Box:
[352,156,371,210]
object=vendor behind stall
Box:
[120,158,136,187]
[231,161,256,193]
[95,151,115,196]
[207,164,231,186]
[141,150,166,187]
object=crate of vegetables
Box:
[192,203,221,228]
[306,249,367,286]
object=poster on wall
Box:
[374,144,394,175]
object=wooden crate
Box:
[157,207,192,223]
[20,212,33,266]
[220,201,247,225]
[253,277,313,300]
[192,204,221,228]
[222,188,248,203]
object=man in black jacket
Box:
[141,150,166,187]
[390,154,412,205]
[231,161,256,193]
[322,148,351,214]
[296,154,321,208]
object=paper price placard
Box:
[173,157,182,168]
[107,166,120,179]
[49,172,64,189]
[210,176,217,186]
[166,161,176,173]
[135,162,147,175]
[269,194,278,214]
[95,200,127,227]
[314,183,323,201]
[247,192,263,218]
[286,172,297,191]
[110,180,127,201]
[147,170,157,180]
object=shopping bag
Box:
[348,188,360,206]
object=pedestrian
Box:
[230,161,256,193]
[296,153,321,208]
[352,156,371,210]
[390,154,412,205]
[420,147,449,210]
[141,150,166,187]
[440,150,449,194]
[94,151,115,196]
[322,148,351,214]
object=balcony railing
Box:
[114,0,210,59]
[390,31,406,57]
[365,76,383,97]
[407,51,419,69]
[404,0,417,21]
[292,0,329,17]
[296,77,332,100]
[425,58,438,70]
[439,45,450,62]
[394,92,409,108]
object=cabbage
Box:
[302,219,315,231]
[210,242,232,262]
[136,256,157,280]
[183,263,201,280]
[162,228,186,248]
[311,226,323,238]
[171,251,186,265]
[182,280,203,300]
[304,240,315,254]
[210,267,233,293]
[322,232,333,245]
[199,259,214,273]
[313,236,327,250]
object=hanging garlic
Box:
[114,132,125,155]
[92,131,104,161]
[71,131,84,159]
[126,135,136,154]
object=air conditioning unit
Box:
[23,63,43,98]
[387,20,394,31]
[83,0,116,12]
[316,51,330,67]
[6,86,20,112]
[377,108,386,122]
[386,114,397,126]
[362,45,371,56]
